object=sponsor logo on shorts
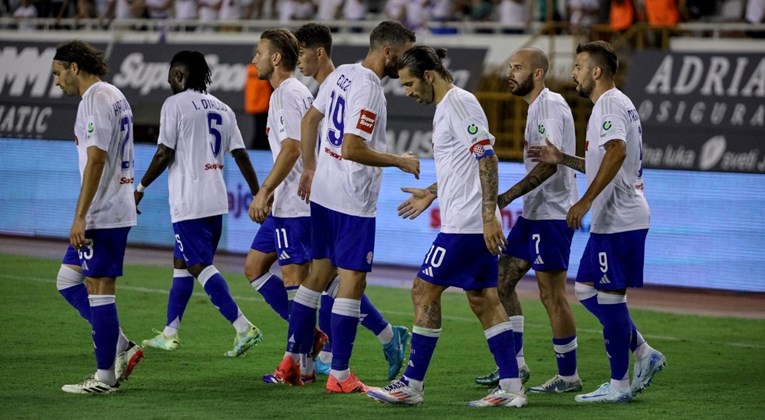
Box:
[366,251,374,264]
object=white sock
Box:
[96,369,117,386]
[232,314,252,334]
[403,376,423,391]
[499,378,523,393]
[330,368,350,381]
[377,324,394,345]
[318,350,332,364]
[117,329,130,353]
[610,378,630,392]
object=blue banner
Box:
[2,138,764,292]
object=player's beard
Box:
[575,77,593,99]
[510,75,534,97]
[257,64,273,81]
[383,56,400,79]
[421,81,435,105]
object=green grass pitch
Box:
[1,254,763,419]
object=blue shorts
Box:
[418,233,499,291]
[505,217,574,271]
[250,215,276,254]
[250,215,312,266]
[310,202,375,272]
[62,226,131,278]
[172,215,223,267]
[576,229,648,290]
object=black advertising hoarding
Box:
[1,40,486,155]
[106,43,253,124]
[625,50,765,174]
[0,41,105,140]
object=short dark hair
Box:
[261,28,300,71]
[294,23,333,56]
[170,50,212,92]
[399,46,453,83]
[369,21,416,51]
[576,41,618,77]
[54,40,108,77]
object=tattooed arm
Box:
[528,138,585,174]
[497,162,557,209]
[479,155,507,255]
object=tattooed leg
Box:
[498,255,532,317]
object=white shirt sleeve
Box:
[344,77,384,141]
[157,98,178,149]
[84,89,118,152]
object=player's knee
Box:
[187,263,206,279]
[574,282,597,303]
[56,265,84,291]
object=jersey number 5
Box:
[207,112,223,158]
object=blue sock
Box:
[286,286,299,318]
[286,286,320,354]
[89,295,119,370]
[330,298,361,371]
[579,295,603,324]
[359,293,388,335]
[486,322,519,379]
[167,269,194,328]
[198,266,240,323]
[402,326,441,381]
[629,320,642,352]
[60,284,92,324]
[251,272,289,321]
[553,335,578,376]
[319,292,333,348]
[598,295,631,381]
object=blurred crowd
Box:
[2,0,764,34]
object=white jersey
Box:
[433,87,501,234]
[522,88,578,220]
[311,63,387,217]
[158,89,246,223]
[267,77,313,218]
[74,82,137,230]
[585,88,650,234]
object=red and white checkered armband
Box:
[469,140,495,160]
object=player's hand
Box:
[249,188,271,224]
[298,168,314,204]
[397,187,436,220]
[566,199,591,229]
[527,138,563,165]
[482,216,507,256]
[134,190,143,215]
[398,152,420,179]
[69,216,88,250]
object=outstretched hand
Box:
[527,138,563,165]
[397,187,436,219]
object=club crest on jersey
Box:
[602,121,612,130]
[537,124,545,134]
[467,124,478,135]
[357,109,376,134]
